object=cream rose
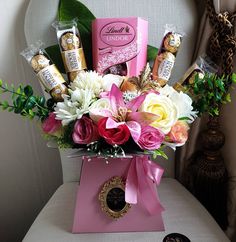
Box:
[139,93,178,134]
[89,98,112,123]
[102,74,123,91]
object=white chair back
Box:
[24,0,198,182]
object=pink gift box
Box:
[72,156,165,233]
[92,17,148,77]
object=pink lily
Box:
[105,84,158,143]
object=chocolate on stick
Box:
[53,20,87,82]
[152,25,183,86]
[21,41,68,102]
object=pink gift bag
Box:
[72,155,165,233]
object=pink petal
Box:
[106,117,125,129]
[126,121,141,142]
[109,84,125,113]
[126,93,147,112]
[127,112,159,126]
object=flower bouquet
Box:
[2,0,223,234]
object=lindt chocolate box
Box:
[92,17,148,77]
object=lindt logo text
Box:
[100,22,135,47]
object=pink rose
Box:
[73,116,100,144]
[42,113,62,135]
[168,121,189,144]
[138,126,164,150]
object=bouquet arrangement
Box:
[2,0,233,159]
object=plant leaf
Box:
[24,85,33,97]
[147,45,158,62]
[45,45,66,74]
[232,73,236,83]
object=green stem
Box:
[33,102,49,113]
[0,103,14,108]
[0,86,25,97]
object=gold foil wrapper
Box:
[163,33,181,54]
[31,54,50,73]
[62,48,87,82]
[68,71,80,82]
[60,32,80,51]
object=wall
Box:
[0,1,62,241]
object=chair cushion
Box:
[23,178,229,242]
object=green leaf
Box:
[8,107,14,112]
[29,109,35,118]
[232,73,236,83]
[2,100,9,110]
[58,0,95,22]
[45,45,66,74]
[58,0,96,70]
[25,97,36,110]
[24,85,33,97]
[38,96,46,106]
[14,96,26,113]
[178,117,191,121]
[153,148,168,160]
[0,79,2,86]
[147,45,158,62]
[225,93,231,103]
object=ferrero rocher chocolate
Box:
[152,26,183,85]
[31,54,50,72]
[163,33,181,54]
[60,32,80,51]
[21,41,68,102]
[152,51,176,86]
[50,84,68,102]
[53,20,87,82]
[188,71,204,84]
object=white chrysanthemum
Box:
[70,71,103,97]
[54,95,78,126]
[159,84,197,122]
[54,89,95,126]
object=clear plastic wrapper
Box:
[173,55,218,91]
[152,24,184,86]
[21,41,68,102]
[53,20,87,82]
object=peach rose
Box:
[168,121,189,144]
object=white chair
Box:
[23,0,230,241]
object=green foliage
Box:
[147,45,158,62]
[45,45,66,74]
[144,146,168,159]
[0,80,50,121]
[186,73,234,117]
[46,0,159,71]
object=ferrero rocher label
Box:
[156,52,175,82]
[37,64,65,91]
[62,48,87,72]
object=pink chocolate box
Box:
[92,17,148,77]
[72,157,164,233]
